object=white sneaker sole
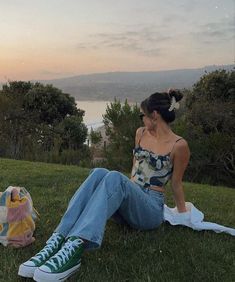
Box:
[33,262,81,282]
[18,264,37,278]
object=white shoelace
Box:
[46,239,83,270]
[33,233,62,263]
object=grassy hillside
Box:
[0,158,234,282]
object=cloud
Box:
[75,27,172,57]
[190,19,235,44]
[142,48,162,57]
[179,0,199,12]
[95,28,172,44]
[162,14,187,24]
[76,43,99,50]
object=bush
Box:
[173,69,235,187]
[103,100,142,172]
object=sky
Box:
[0,0,234,81]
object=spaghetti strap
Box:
[170,137,183,152]
[138,128,146,146]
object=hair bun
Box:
[168,89,183,102]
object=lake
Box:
[76,101,111,129]
[76,100,138,131]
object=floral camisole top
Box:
[131,130,182,189]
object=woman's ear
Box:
[152,110,158,120]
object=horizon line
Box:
[1,63,234,84]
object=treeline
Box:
[0,69,234,187]
[0,81,91,166]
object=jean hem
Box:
[68,232,102,250]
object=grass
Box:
[0,157,235,282]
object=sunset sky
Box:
[0,0,234,81]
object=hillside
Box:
[39,64,234,101]
[0,158,235,282]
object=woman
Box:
[18,89,190,282]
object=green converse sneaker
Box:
[18,233,65,278]
[33,237,84,282]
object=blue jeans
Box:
[55,168,164,249]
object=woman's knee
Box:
[105,170,123,182]
[101,171,124,196]
[89,168,109,177]
[103,171,128,192]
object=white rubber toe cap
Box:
[18,262,37,278]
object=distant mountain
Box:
[40,64,234,102]
[2,65,234,102]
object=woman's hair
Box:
[141,89,183,123]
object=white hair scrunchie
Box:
[168,96,180,112]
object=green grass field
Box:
[0,158,234,282]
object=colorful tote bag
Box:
[0,186,37,248]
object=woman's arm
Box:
[171,139,190,212]
[130,127,144,179]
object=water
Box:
[76,100,110,130]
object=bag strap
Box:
[6,186,20,193]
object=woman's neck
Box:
[149,121,174,141]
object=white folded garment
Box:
[164,202,235,236]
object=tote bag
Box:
[0,186,37,248]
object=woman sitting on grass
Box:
[18,89,190,282]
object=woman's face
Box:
[140,109,156,130]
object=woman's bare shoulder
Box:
[135,127,145,145]
[176,136,188,145]
[136,127,145,137]
[173,137,190,155]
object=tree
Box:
[23,83,82,124]
[186,69,235,108]
[0,82,31,158]
[58,115,87,150]
[103,99,142,171]
[0,81,88,161]
[89,128,102,146]
[174,69,235,187]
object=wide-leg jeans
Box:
[55,168,164,249]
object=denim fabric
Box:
[55,168,164,249]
